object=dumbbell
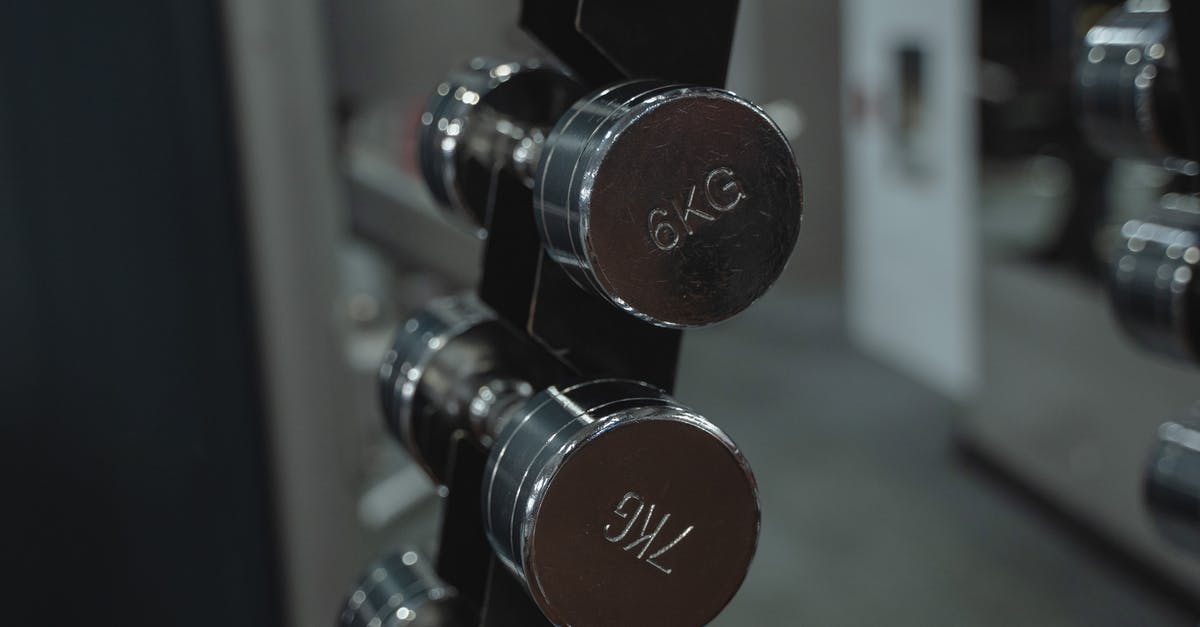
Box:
[339,549,474,627]
[378,293,565,483]
[419,58,804,328]
[1077,4,1188,163]
[419,58,583,228]
[1109,194,1200,361]
[379,295,760,626]
[1145,417,1200,557]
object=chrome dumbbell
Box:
[338,549,474,627]
[1110,194,1200,361]
[378,293,564,483]
[379,295,760,626]
[1077,3,1188,164]
[419,58,584,230]
[420,59,803,328]
[1145,417,1200,557]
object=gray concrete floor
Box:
[677,287,1196,626]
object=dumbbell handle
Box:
[338,549,473,627]
[457,106,546,188]
[464,376,535,448]
[379,294,565,480]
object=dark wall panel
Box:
[0,3,281,625]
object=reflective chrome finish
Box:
[379,297,761,626]
[338,549,473,627]
[483,379,760,627]
[378,294,554,483]
[535,81,804,328]
[1110,194,1200,361]
[1146,417,1200,557]
[418,63,803,328]
[379,293,495,463]
[1078,4,1184,161]
[418,58,582,230]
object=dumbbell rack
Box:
[429,1,742,624]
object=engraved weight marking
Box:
[705,167,747,212]
[648,167,748,251]
[648,208,680,250]
[602,491,695,574]
[673,185,716,236]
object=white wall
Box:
[730,0,846,290]
[842,0,980,401]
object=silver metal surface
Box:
[339,549,472,627]
[379,294,558,482]
[380,296,761,625]
[419,58,581,228]
[1078,4,1181,162]
[1146,417,1200,558]
[379,293,496,456]
[1111,194,1200,361]
[535,81,804,328]
[483,379,760,627]
[418,70,803,328]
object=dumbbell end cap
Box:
[524,408,759,627]
[538,83,803,328]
